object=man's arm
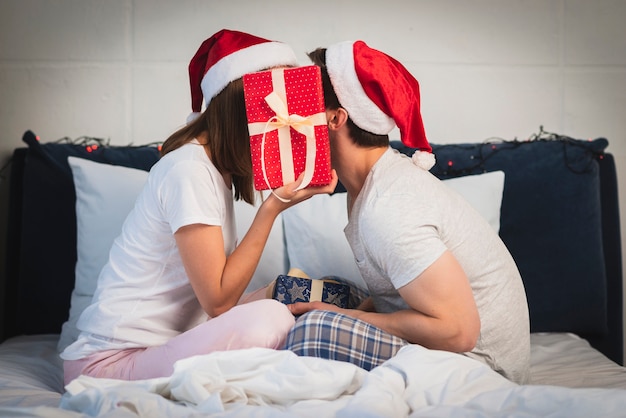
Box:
[288,250,480,353]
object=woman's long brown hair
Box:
[161,78,255,204]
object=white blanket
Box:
[58,345,626,417]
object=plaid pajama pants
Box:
[283,310,408,371]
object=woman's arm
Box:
[177,170,338,317]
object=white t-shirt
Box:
[345,147,530,384]
[61,140,236,360]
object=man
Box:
[285,40,530,384]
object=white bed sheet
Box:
[0,333,624,417]
[0,334,64,408]
[530,332,626,389]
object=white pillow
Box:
[282,193,364,287]
[282,171,505,291]
[58,157,286,352]
[444,171,505,233]
[58,157,149,352]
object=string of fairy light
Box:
[0,135,163,182]
[44,135,163,153]
[426,126,605,177]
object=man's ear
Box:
[327,107,349,130]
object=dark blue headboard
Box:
[2,131,161,341]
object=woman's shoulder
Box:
[149,142,222,195]
[154,142,209,170]
[163,140,206,160]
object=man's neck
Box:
[335,143,387,209]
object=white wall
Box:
[1,0,625,359]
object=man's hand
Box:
[287,300,352,317]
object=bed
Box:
[1,129,625,417]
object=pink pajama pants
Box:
[63,292,293,385]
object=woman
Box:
[61,29,337,383]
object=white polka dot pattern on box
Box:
[243,66,331,190]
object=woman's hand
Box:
[267,169,338,210]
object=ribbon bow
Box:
[262,91,323,142]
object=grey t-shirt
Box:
[345,148,530,384]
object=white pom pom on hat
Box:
[187,29,298,123]
[325,40,434,170]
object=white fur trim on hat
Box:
[201,41,298,104]
[326,41,395,135]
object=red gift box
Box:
[243,66,332,191]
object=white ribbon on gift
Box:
[247,69,327,201]
[309,279,324,302]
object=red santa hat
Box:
[187,29,298,123]
[325,40,434,169]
